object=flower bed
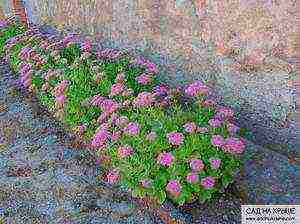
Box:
[0,19,247,206]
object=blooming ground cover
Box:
[0,19,247,206]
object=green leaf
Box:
[222,172,234,188]
[157,190,166,204]
[132,187,143,198]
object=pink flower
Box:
[115,116,129,127]
[122,89,134,97]
[223,137,246,154]
[186,172,199,184]
[167,131,184,146]
[157,152,174,167]
[40,41,49,50]
[197,126,208,133]
[91,129,109,148]
[227,123,240,135]
[209,158,221,169]
[111,131,122,141]
[166,180,181,197]
[18,47,30,60]
[201,176,216,189]
[155,84,170,95]
[146,131,157,141]
[90,94,105,106]
[110,113,119,124]
[116,73,125,83]
[118,145,134,158]
[41,83,49,91]
[189,159,204,172]
[122,100,131,108]
[133,92,155,108]
[124,122,140,136]
[100,122,111,130]
[208,118,222,128]
[211,135,224,147]
[76,125,86,135]
[146,61,159,74]
[56,95,66,105]
[106,169,120,184]
[81,39,92,52]
[110,83,124,96]
[53,80,68,97]
[45,70,55,81]
[100,99,119,114]
[183,122,198,133]
[185,81,210,97]
[215,107,234,121]
[23,78,32,88]
[98,155,111,165]
[135,73,152,85]
[202,99,216,107]
[97,112,110,124]
[141,179,153,188]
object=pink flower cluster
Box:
[167,131,184,146]
[40,41,50,50]
[211,135,245,154]
[154,84,170,95]
[141,179,152,188]
[29,50,47,67]
[97,48,122,60]
[186,172,199,184]
[81,39,92,52]
[135,73,152,85]
[185,81,211,97]
[62,33,79,46]
[183,122,198,133]
[166,180,181,197]
[90,94,105,106]
[4,36,22,51]
[116,73,125,83]
[97,112,110,124]
[110,83,124,96]
[209,158,221,170]
[214,107,234,121]
[111,131,122,141]
[18,47,31,61]
[208,118,222,128]
[56,95,66,106]
[123,122,140,136]
[100,99,119,114]
[53,80,68,106]
[19,64,32,88]
[106,169,120,184]
[53,80,68,97]
[211,135,225,147]
[118,145,134,158]
[157,152,174,167]
[133,92,155,108]
[146,131,157,141]
[91,128,109,148]
[227,122,240,135]
[223,137,246,154]
[135,56,159,74]
[189,159,205,172]
[0,19,9,28]
[202,99,216,108]
[201,176,216,189]
[115,116,129,127]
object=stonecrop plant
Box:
[1,19,246,205]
